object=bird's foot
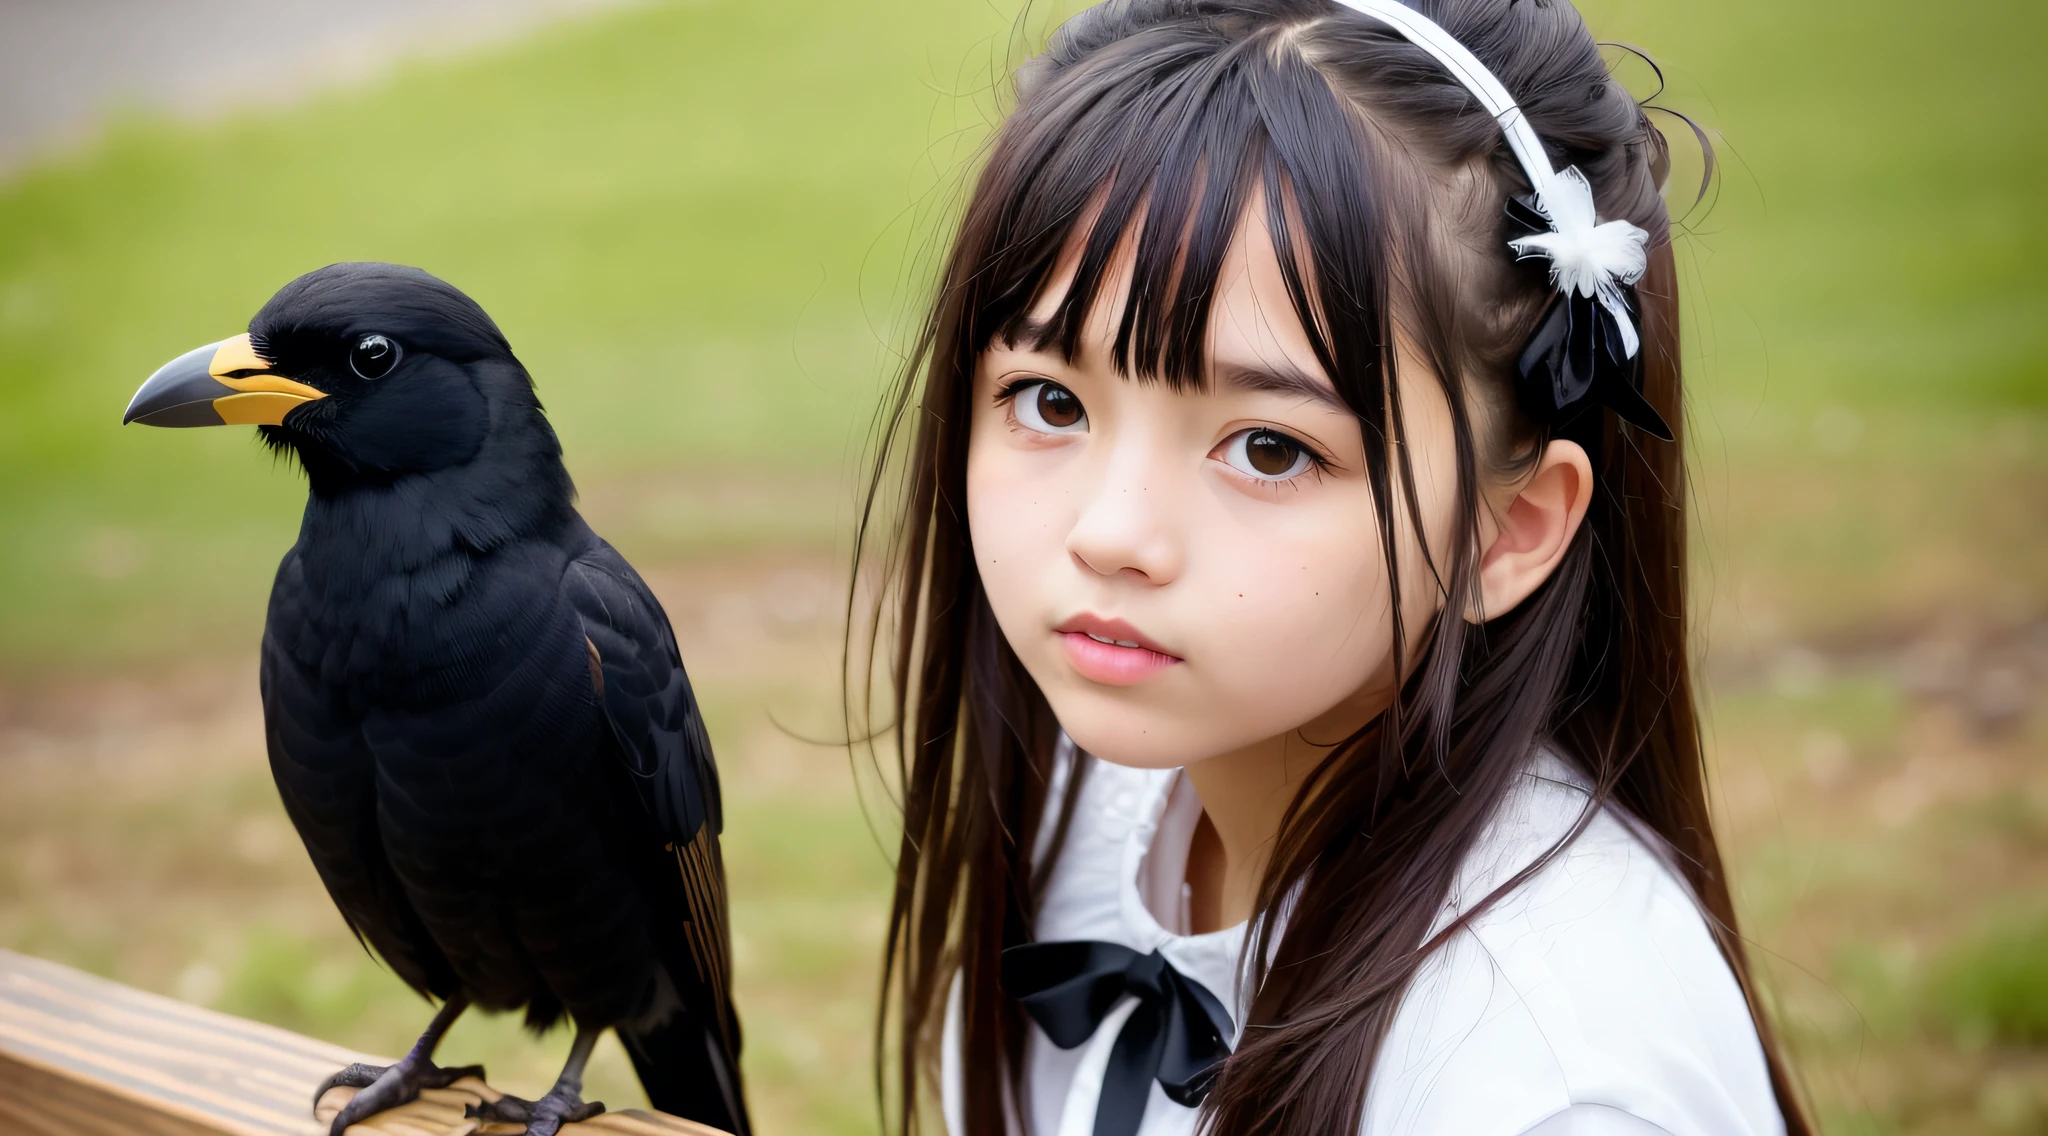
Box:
[466,1086,606,1135]
[315,1057,485,1135]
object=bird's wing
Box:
[261,552,456,1002]
[563,539,737,1033]
[565,543,721,842]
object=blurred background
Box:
[0,0,2040,1132]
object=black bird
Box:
[122,263,749,1136]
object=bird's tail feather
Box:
[619,1011,750,1136]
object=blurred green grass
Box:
[0,0,1021,669]
[1929,912,2048,1049]
[0,0,2039,671]
[0,0,2044,1133]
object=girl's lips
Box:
[1053,614,1174,656]
[1054,616,1181,686]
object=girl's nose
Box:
[1065,447,1184,584]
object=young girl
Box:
[854,0,1808,1132]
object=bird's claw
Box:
[466,1087,605,1135]
[316,1056,485,1135]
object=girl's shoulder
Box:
[1365,753,1785,1136]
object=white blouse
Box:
[941,742,1786,1136]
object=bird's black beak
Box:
[123,334,327,427]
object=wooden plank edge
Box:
[0,1045,294,1136]
[0,951,730,1136]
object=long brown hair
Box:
[850,1,1810,1131]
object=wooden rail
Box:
[0,950,728,1136]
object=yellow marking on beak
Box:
[208,333,271,377]
[205,333,326,423]
[214,392,319,425]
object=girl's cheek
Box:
[1138,493,1376,761]
[1180,498,1392,740]
[966,430,1066,638]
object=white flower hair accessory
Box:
[1332,0,1673,440]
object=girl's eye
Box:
[1218,428,1315,481]
[1009,380,1087,435]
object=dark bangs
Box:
[965,21,1426,432]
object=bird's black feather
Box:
[567,537,745,1126]
[235,263,749,1134]
[567,545,723,844]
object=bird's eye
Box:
[349,334,401,380]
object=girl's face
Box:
[966,203,1464,769]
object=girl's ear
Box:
[1464,439,1594,624]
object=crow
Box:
[122,263,750,1136]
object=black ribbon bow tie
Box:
[1002,940,1235,1136]
[1505,195,1674,442]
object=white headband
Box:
[1330,0,1649,359]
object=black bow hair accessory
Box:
[1505,194,1674,442]
[1002,939,1235,1136]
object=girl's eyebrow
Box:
[995,318,1347,414]
[998,316,1058,350]
[1212,360,1349,413]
